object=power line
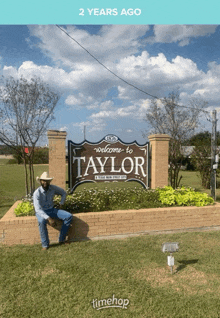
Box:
[55,24,211,116]
[56,24,158,100]
[56,25,219,198]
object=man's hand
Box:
[48,217,56,226]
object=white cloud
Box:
[17,25,217,109]
[178,61,220,106]
[65,95,82,106]
[151,25,217,46]
[3,44,218,124]
[91,110,115,119]
[28,25,150,68]
[116,51,202,82]
[2,61,76,91]
[99,100,114,110]
[59,126,68,131]
[72,121,91,128]
[115,51,204,103]
[2,36,218,113]
[90,102,150,124]
[2,25,220,143]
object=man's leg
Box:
[51,208,73,243]
[36,214,50,248]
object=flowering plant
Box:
[14,186,214,217]
[156,186,214,207]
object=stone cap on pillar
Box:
[148,134,171,142]
[47,130,67,139]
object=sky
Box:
[0,24,220,145]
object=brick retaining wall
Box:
[1,202,220,246]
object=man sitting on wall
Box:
[33,171,73,250]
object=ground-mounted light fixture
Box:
[162,242,179,274]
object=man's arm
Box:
[53,185,67,207]
[33,190,50,220]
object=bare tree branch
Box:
[145,91,207,188]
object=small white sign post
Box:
[162,242,179,274]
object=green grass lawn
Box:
[1,231,220,317]
[1,165,220,317]
[0,158,11,165]
[0,164,48,219]
[179,170,220,200]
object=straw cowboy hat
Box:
[36,171,54,184]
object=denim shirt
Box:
[33,185,67,220]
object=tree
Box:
[187,131,220,189]
[190,140,212,188]
[145,92,207,188]
[186,131,220,146]
[0,76,60,195]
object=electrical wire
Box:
[56,24,158,99]
[55,24,212,117]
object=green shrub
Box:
[0,145,12,155]
[33,148,49,164]
[11,147,49,164]
[11,146,23,164]
[7,159,18,165]
[156,186,214,207]
[14,201,35,216]
[15,186,214,217]
[53,187,163,213]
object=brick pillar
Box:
[47,130,67,189]
[148,134,170,189]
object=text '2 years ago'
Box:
[79,8,142,16]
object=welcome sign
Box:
[68,135,149,192]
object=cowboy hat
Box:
[36,171,54,183]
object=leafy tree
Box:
[32,147,49,164]
[186,131,220,146]
[11,146,24,164]
[145,92,207,188]
[0,145,12,155]
[190,142,212,188]
[187,131,220,189]
[0,76,60,195]
[11,146,49,165]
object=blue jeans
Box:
[36,208,73,248]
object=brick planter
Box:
[1,201,220,246]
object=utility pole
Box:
[211,110,217,200]
[83,125,86,140]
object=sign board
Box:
[68,135,149,192]
[162,242,179,253]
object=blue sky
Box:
[0,24,219,145]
